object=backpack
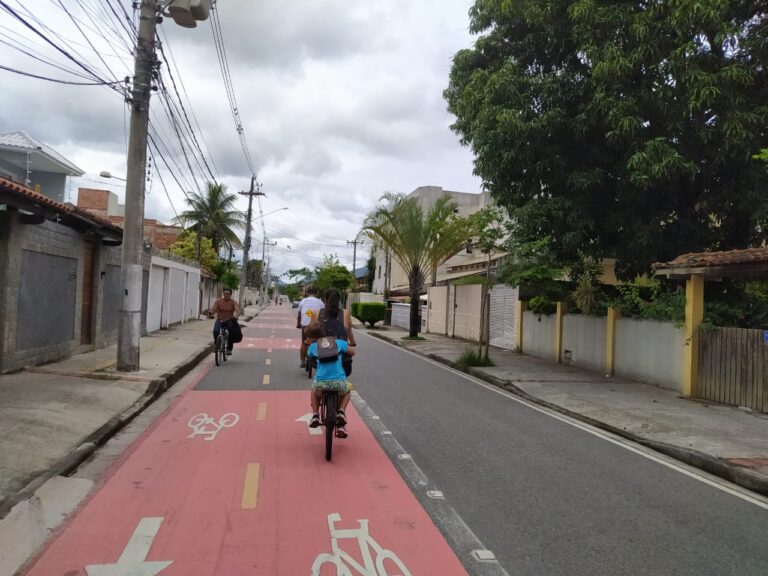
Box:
[316,336,340,363]
[320,308,348,341]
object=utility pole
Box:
[117,0,158,372]
[259,238,277,305]
[347,233,365,288]
[238,177,264,310]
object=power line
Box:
[0,63,123,85]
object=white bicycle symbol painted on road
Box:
[311,513,411,576]
[187,412,239,441]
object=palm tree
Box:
[363,192,468,337]
[175,182,245,256]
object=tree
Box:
[365,254,376,292]
[445,0,768,279]
[246,259,264,288]
[169,231,218,270]
[283,283,301,302]
[315,254,354,294]
[468,205,508,358]
[174,181,245,255]
[364,192,469,337]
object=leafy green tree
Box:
[283,283,301,302]
[365,254,376,292]
[446,0,768,279]
[219,270,240,291]
[315,254,354,294]
[175,182,245,254]
[364,193,469,337]
[169,231,218,270]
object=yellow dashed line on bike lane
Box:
[241,463,262,509]
[263,374,270,385]
[256,403,268,420]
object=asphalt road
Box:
[348,331,768,576]
[21,307,768,576]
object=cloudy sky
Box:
[0,0,482,275]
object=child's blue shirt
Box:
[307,339,348,381]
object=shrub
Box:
[350,302,361,320]
[357,302,386,327]
[456,348,495,367]
[528,295,556,315]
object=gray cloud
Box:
[0,0,481,273]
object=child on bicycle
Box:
[305,321,355,438]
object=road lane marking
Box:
[266,358,271,366]
[187,413,239,441]
[241,463,261,509]
[361,331,768,510]
[257,402,268,421]
[296,413,323,435]
[85,517,172,576]
[263,374,270,385]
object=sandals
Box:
[335,409,347,426]
[309,413,320,428]
[336,426,348,439]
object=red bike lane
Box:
[23,377,468,574]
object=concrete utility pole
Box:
[238,177,264,310]
[347,233,365,287]
[117,0,158,372]
[259,238,277,305]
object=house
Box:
[371,185,501,294]
[0,139,203,373]
[353,265,369,290]
[0,130,83,203]
[77,188,184,250]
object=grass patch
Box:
[401,336,427,341]
[456,348,495,367]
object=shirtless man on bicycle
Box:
[209,288,240,354]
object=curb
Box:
[366,331,768,499]
[0,307,268,520]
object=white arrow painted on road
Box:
[295,413,323,435]
[86,517,172,576]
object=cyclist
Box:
[209,287,240,354]
[297,286,324,368]
[305,322,355,438]
[315,288,355,376]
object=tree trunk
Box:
[409,265,422,338]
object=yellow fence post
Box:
[605,307,620,377]
[555,301,565,363]
[683,275,704,397]
[516,300,526,352]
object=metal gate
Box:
[697,327,768,413]
[489,284,519,350]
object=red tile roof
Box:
[0,176,123,236]
[655,247,768,270]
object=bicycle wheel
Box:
[221,331,228,362]
[324,392,336,462]
[375,550,412,576]
[214,334,223,366]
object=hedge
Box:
[355,302,386,327]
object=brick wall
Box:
[77,188,112,216]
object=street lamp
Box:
[254,206,289,220]
[99,170,127,182]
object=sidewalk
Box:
[0,305,264,518]
[363,324,768,497]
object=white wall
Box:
[453,284,483,341]
[615,318,684,392]
[146,256,201,333]
[427,285,449,335]
[562,314,606,372]
[522,310,556,360]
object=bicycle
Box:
[311,513,411,575]
[319,388,341,461]
[214,323,230,367]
